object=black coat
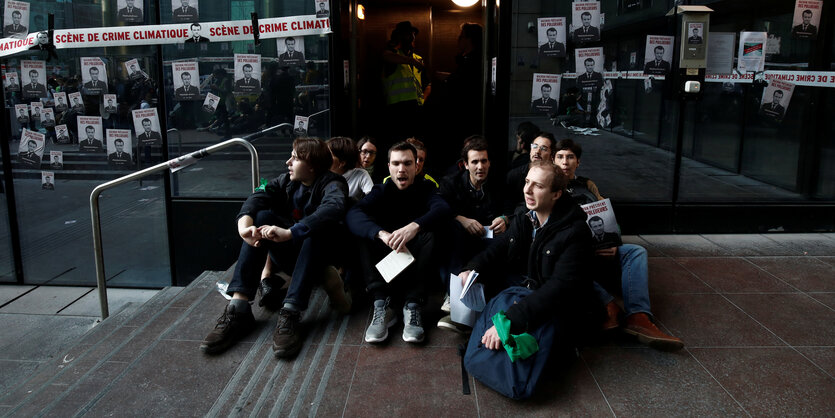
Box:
[439,170,503,226]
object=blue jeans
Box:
[593,244,651,317]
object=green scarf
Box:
[492,311,539,362]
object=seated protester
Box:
[509,121,539,170]
[505,131,556,215]
[554,138,683,351]
[201,137,351,358]
[383,137,439,188]
[327,136,374,202]
[459,161,599,350]
[347,141,452,343]
[358,136,385,183]
[437,136,507,332]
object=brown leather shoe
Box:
[273,308,302,358]
[322,266,352,314]
[200,304,255,355]
[624,313,684,351]
[602,301,621,331]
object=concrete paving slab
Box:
[59,288,159,317]
[0,285,35,306]
[0,314,97,361]
[0,286,92,314]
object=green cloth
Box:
[254,177,268,192]
[492,311,539,362]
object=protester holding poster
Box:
[4,1,29,39]
[78,116,104,152]
[18,129,44,168]
[234,54,262,94]
[530,73,560,115]
[69,92,84,112]
[55,124,70,144]
[172,0,198,22]
[81,57,108,95]
[202,92,219,113]
[572,2,601,43]
[643,35,673,76]
[791,1,821,40]
[21,61,47,99]
[293,116,308,136]
[50,151,63,169]
[15,104,29,124]
[537,18,566,58]
[173,61,200,101]
[116,0,143,23]
[760,80,794,122]
[6,71,20,92]
[315,0,329,18]
[132,108,162,146]
[277,37,305,67]
[107,129,133,167]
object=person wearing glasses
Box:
[505,131,556,215]
[358,136,384,183]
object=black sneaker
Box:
[200,304,255,354]
[258,275,287,311]
[273,308,302,358]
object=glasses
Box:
[360,150,377,156]
[531,143,550,153]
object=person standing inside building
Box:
[382,21,428,146]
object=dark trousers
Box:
[358,230,435,306]
[226,210,345,311]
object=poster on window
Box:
[537,17,566,58]
[737,31,766,73]
[530,73,560,115]
[5,71,19,92]
[14,104,29,124]
[55,124,70,144]
[49,150,63,169]
[124,58,145,80]
[17,129,44,168]
[277,36,305,67]
[172,0,199,23]
[791,0,822,40]
[706,32,735,75]
[41,171,55,190]
[643,35,673,76]
[41,107,55,128]
[68,91,84,112]
[132,108,162,146]
[687,22,704,45]
[116,0,143,23]
[314,0,329,18]
[20,60,47,99]
[3,0,30,39]
[233,53,261,94]
[575,47,604,94]
[759,79,794,122]
[29,101,42,122]
[172,61,200,101]
[293,115,309,137]
[80,57,108,95]
[102,93,117,115]
[53,91,68,111]
[107,129,133,167]
[571,1,600,43]
[78,116,104,152]
[202,92,219,113]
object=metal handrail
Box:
[244,122,293,142]
[90,138,260,319]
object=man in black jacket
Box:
[347,141,451,344]
[201,138,350,358]
[460,160,599,348]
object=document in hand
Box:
[375,249,415,283]
[449,271,487,327]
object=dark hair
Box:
[803,9,813,16]
[654,45,664,53]
[516,121,539,152]
[327,136,359,169]
[357,136,377,150]
[388,141,417,160]
[242,63,253,71]
[461,136,489,161]
[554,138,583,160]
[530,160,567,192]
[773,89,784,95]
[293,137,333,176]
[534,131,556,150]
[27,139,36,146]
[89,67,99,73]
[546,27,556,34]
[181,72,191,79]
[114,138,124,145]
[12,10,21,16]
[541,83,551,90]
[142,118,151,124]
[285,36,295,43]
[588,215,604,225]
[581,11,592,19]
[584,58,595,65]
[405,137,426,153]
[191,23,201,29]
[459,23,483,53]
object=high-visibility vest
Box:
[383,49,424,106]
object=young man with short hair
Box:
[201,137,351,358]
[553,138,683,351]
[505,131,556,214]
[347,141,451,344]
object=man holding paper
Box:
[200,138,351,358]
[347,141,451,344]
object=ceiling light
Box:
[452,0,479,7]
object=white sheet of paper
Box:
[375,249,415,283]
[449,274,476,326]
[483,226,493,239]
[460,271,486,312]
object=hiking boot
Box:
[437,315,471,335]
[624,313,684,351]
[322,266,352,314]
[273,308,303,358]
[602,301,622,331]
[402,303,425,343]
[365,299,396,343]
[200,304,255,354]
[440,294,451,313]
[258,275,286,311]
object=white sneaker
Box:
[365,299,396,343]
[440,294,451,313]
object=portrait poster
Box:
[68,91,84,112]
[706,32,735,75]
[20,59,47,99]
[571,1,601,43]
[687,23,704,44]
[14,104,29,124]
[537,17,566,58]
[132,108,162,146]
[115,0,143,23]
[737,31,766,73]
[77,116,104,152]
[124,58,145,80]
[172,61,200,101]
[172,0,199,23]
[580,198,622,250]
[55,124,70,144]
[233,53,261,94]
[53,91,68,111]
[29,101,42,122]
[575,47,604,95]
[202,92,219,114]
[17,128,45,168]
[6,70,19,92]
[40,107,55,128]
[41,171,55,190]
[106,129,133,167]
[314,0,329,18]
[293,115,309,137]
[643,35,673,76]
[791,0,822,40]
[277,36,306,67]
[103,93,117,114]
[80,56,108,95]
[49,150,63,169]
[759,79,795,122]
[530,73,560,116]
[3,0,30,39]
